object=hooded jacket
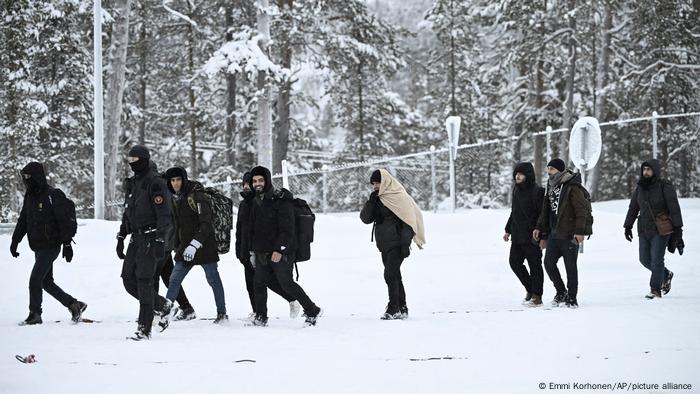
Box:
[235,172,254,264]
[119,160,172,240]
[623,159,683,237]
[12,162,75,251]
[165,167,219,264]
[247,166,296,257]
[536,170,589,239]
[506,162,545,244]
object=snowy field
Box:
[1,199,699,394]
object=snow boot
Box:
[398,305,409,320]
[551,292,567,307]
[248,314,268,327]
[128,325,151,341]
[289,300,301,319]
[213,313,229,324]
[174,307,196,321]
[523,292,533,303]
[68,301,87,323]
[19,312,42,326]
[158,299,177,332]
[528,295,543,307]
[662,271,674,295]
[645,289,662,299]
[304,307,323,327]
[565,295,578,309]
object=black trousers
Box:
[381,248,406,313]
[154,254,192,310]
[122,234,167,334]
[253,253,317,318]
[29,246,77,314]
[509,242,544,296]
[243,260,294,314]
[543,238,580,298]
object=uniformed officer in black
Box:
[116,145,173,340]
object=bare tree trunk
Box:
[589,0,612,198]
[561,0,577,164]
[273,0,292,174]
[137,16,147,145]
[256,0,272,170]
[104,0,131,219]
[224,7,237,168]
[187,16,198,179]
[358,61,364,161]
[531,61,544,185]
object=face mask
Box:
[129,159,149,173]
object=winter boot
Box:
[523,292,533,303]
[528,295,543,307]
[19,312,42,326]
[289,300,301,319]
[68,301,87,323]
[304,307,323,327]
[551,292,567,307]
[174,307,196,321]
[662,271,674,295]
[128,324,151,341]
[248,314,268,327]
[158,299,177,332]
[565,295,578,309]
[645,289,662,299]
[213,313,229,324]
[398,305,409,319]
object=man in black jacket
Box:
[503,162,545,306]
[248,166,322,327]
[116,145,174,340]
[235,172,300,320]
[160,167,228,325]
[11,162,87,325]
[623,159,684,299]
[360,170,414,320]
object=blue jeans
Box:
[167,261,226,314]
[639,234,671,291]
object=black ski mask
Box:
[129,158,149,174]
[20,162,48,195]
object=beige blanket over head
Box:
[377,169,426,249]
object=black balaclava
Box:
[21,162,48,195]
[128,145,151,174]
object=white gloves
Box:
[183,240,202,262]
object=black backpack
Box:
[575,184,594,236]
[48,188,77,240]
[292,198,315,262]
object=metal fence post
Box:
[282,159,290,189]
[545,126,552,163]
[430,145,437,212]
[93,0,104,220]
[652,111,659,159]
[321,165,328,214]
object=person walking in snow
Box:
[159,166,228,326]
[623,159,684,299]
[503,162,545,306]
[247,166,322,327]
[360,169,425,320]
[10,162,87,325]
[236,171,301,321]
[117,145,174,340]
[533,158,591,308]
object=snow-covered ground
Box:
[1,199,699,394]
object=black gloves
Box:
[10,241,19,258]
[116,235,126,260]
[62,243,73,262]
[624,228,633,242]
[668,227,684,255]
[369,190,379,203]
